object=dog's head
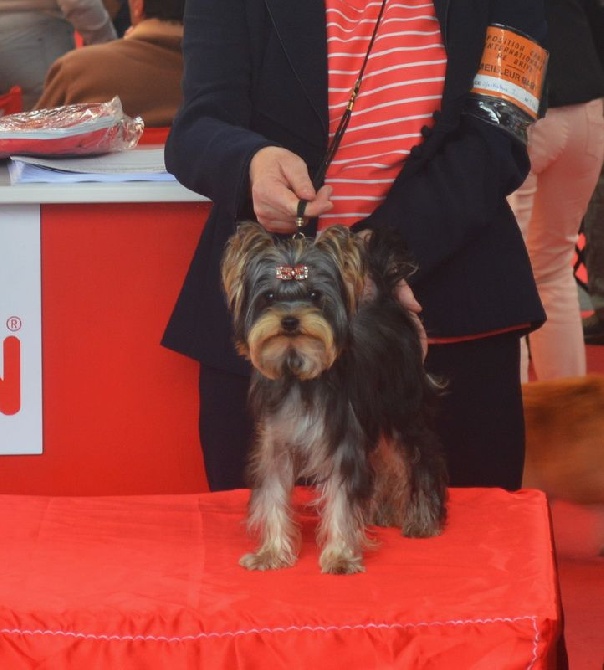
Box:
[221,222,365,380]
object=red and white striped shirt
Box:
[319,0,447,230]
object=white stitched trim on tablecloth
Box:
[0,616,540,669]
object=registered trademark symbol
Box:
[6,316,22,332]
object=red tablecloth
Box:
[0,488,561,669]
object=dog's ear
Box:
[314,226,365,310]
[221,221,274,318]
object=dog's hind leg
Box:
[401,437,447,538]
[369,435,446,537]
[368,437,410,528]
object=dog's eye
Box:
[264,291,275,304]
[309,290,322,304]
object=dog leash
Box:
[294,0,388,238]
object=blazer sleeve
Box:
[353,115,530,285]
[581,0,604,68]
[353,0,547,286]
[164,0,273,221]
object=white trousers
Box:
[0,12,74,110]
[509,98,604,381]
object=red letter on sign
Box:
[0,336,21,415]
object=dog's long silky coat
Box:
[221,222,448,574]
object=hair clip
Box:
[276,265,309,281]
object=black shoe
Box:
[583,313,604,344]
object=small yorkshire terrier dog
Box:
[221,221,448,574]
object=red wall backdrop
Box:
[0,201,211,495]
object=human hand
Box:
[357,229,427,357]
[249,147,333,234]
[396,281,428,359]
[359,276,428,360]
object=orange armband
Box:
[465,25,548,143]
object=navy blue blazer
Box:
[163,0,547,375]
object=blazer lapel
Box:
[432,0,449,45]
[265,0,329,135]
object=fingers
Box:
[306,184,333,217]
[410,312,429,360]
[249,147,332,232]
[396,281,427,358]
[249,147,304,226]
[396,281,422,314]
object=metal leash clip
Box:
[293,199,308,239]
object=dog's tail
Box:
[364,226,417,299]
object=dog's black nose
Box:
[281,315,300,332]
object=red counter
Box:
[0,165,210,494]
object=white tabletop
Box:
[0,151,208,205]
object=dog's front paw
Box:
[239,549,297,571]
[319,547,365,575]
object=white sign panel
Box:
[0,204,43,454]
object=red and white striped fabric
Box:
[319,0,447,230]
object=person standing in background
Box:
[509,0,604,381]
[103,0,131,36]
[0,0,116,110]
[582,172,604,344]
[580,0,604,344]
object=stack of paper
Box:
[6,147,176,185]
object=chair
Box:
[0,86,23,117]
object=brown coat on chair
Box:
[34,21,183,127]
[522,375,604,505]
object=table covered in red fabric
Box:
[0,488,561,669]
